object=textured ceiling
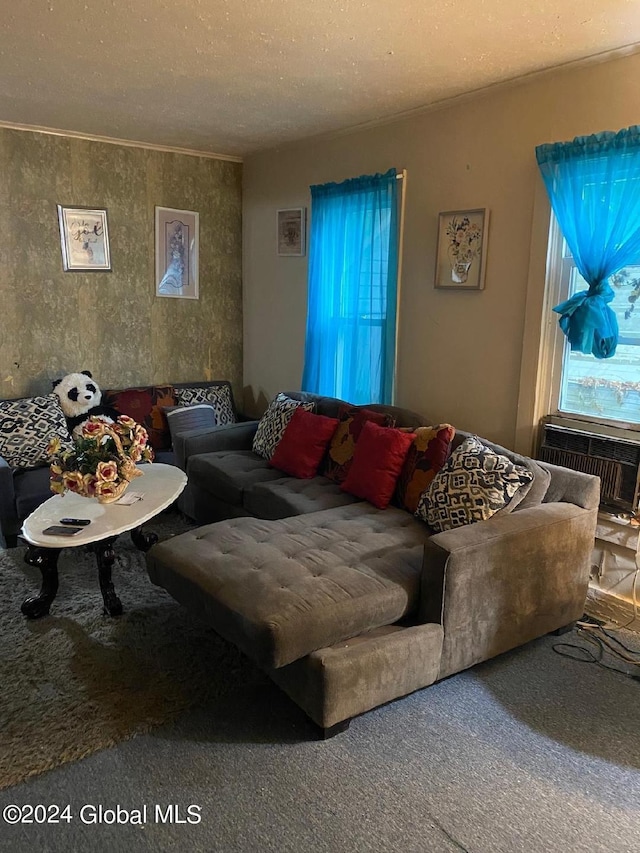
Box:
[1,0,639,158]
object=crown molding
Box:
[0,120,243,163]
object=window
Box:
[301,169,403,406]
[547,218,640,429]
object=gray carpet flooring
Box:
[1,616,639,853]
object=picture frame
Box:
[57,205,111,272]
[434,208,489,291]
[277,208,306,256]
[155,206,199,299]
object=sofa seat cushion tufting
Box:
[187,450,284,507]
[145,503,431,668]
[244,475,363,519]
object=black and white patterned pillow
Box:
[252,393,316,460]
[175,384,236,426]
[415,435,534,532]
[0,394,71,469]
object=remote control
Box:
[60,518,91,526]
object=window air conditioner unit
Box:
[537,421,640,513]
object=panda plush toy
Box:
[52,370,120,438]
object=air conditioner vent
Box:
[538,424,640,512]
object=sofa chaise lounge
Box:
[146,392,600,737]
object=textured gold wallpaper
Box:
[0,128,242,402]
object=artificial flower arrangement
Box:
[47,415,153,504]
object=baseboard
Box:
[585,586,640,632]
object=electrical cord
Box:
[552,620,640,682]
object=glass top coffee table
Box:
[20,463,187,619]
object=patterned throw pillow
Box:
[252,393,316,460]
[395,424,456,514]
[103,385,176,451]
[175,384,236,426]
[323,405,396,484]
[0,394,71,469]
[415,435,535,532]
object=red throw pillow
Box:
[341,421,415,509]
[270,408,339,479]
[323,405,396,484]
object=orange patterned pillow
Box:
[394,424,456,513]
[322,405,396,484]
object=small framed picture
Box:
[155,206,199,299]
[435,208,490,291]
[57,206,111,272]
[277,208,306,256]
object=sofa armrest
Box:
[420,502,598,680]
[173,420,259,470]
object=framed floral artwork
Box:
[155,206,199,299]
[277,208,306,256]
[57,206,111,272]
[434,208,489,290]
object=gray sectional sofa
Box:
[147,391,600,737]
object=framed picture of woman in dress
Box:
[155,207,199,299]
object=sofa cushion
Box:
[270,408,339,479]
[395,424,456,514]
[416,435,535,532]
[0,394,71,469]
[164,403,218,449]
[104,385,176,451]
[244,475,362,519]
[187,450,283,508]
[14,465,56,517]
[145,502,431,668]
[174,384,236,426]
[252,393,316,460]
[323,405,396,484]
[341,421,415,510]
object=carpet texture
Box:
[0,509,256,791]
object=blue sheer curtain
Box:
[301,169,398,404]
[536,126,640,358]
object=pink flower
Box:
[62,471,85,493]
[82,418,110,439]
[96,460,118,482]
[94,480,120,500]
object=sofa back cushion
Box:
[174,383,236,426]
[0,394,71,469]
[104,385,176,451]
[341,421,415,509]
[270,408,339,478]
[323,405,396,484]
[395,424,456,514]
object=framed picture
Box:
[277,208,306,256]
[57,206,111,272]
[155,206,199,299]
[435,208,490,291]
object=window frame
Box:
[515,179,640,455]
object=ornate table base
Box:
[21,525,159,619]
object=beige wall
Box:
[0,128,243,401]
[243,50,640,447]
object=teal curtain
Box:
[302,168,399,404]
[536,126,640,358]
